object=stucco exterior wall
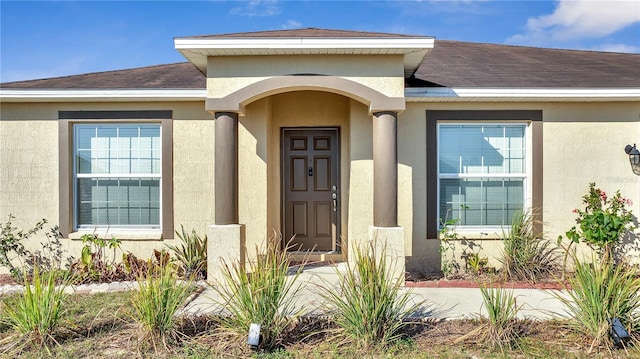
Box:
[0,102,215,272]
[206,55,405,98]
[237,98,270,255]
[402,101,640,273]
[2,97,639,275]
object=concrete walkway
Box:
[184,262,571,320]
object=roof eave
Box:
[405,87,640,102]
[0,89,207,102]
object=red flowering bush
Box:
[564,183,635,256]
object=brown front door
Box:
[283,128,339,251]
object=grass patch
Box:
[2,290,640,358]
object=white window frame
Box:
[436,121,532,232]
[72,123,163,230]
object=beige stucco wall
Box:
[207,55,405,98]
[0,101,215,272]
[2,97,639,275]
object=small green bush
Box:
[478,285,521,349]
[556,255,640,351]
[213,236,304,351]
[320,240,422,349]
[501,209,558,282]
[166,225,207,280]
[1,265,69,350]
[130,265,193,348]
[564,183,634,259]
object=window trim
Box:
[59,111,173,239]
[426,110,542,239]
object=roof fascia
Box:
[174,37,434,50]
[405,87,640,101]
[0,89,206,102]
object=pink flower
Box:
[599,190,607,201]
[626,198,633,206]
[572,209,578,213]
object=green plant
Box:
[455,284,522,351]
[80,232,122,266]
[1,265,69,351]
[130,264,193,349]
[479,285,521,350]
[439,213,461,279]
[320,240,423,349]
[554,254,640,351]
[69,233,126,283]
[213,236,305,351]
[0,215,47,280]
[166,225,208,280]
[563,183,634,259]
[501,209,559,282]
[464,252,489,275]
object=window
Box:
[438,124,527,227]
[59,110,173,238]
[74,124,161,228]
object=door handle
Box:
[332,186,337,212]
[308,167,313,177]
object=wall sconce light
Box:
[624,144,640,175]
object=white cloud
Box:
[507,0,640,44]
[508,0,640,46]
[230,0,280,17]
[281,20,302,30]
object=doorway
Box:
[282,128,340,251]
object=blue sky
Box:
[1,0,639,83]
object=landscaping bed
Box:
[0,291,637,358]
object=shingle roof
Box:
[2,31,639,90]
[177,27,416,39]
[415,40,640,88]
[0,62,205,89]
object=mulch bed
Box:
[405,272,570,290]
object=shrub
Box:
[478,285,521,349]
[166,225,207,280]
[500,209,559,282]
[130,264,193,348]
[212,236,304,351]
[0,215,70,281]
[1,265,69,351]
[455,284,522,351]
[555,255,640,351]
[320,240,422,349]
[69,233,123,283]
[564,183,634,259]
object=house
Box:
[1,28,639,280]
